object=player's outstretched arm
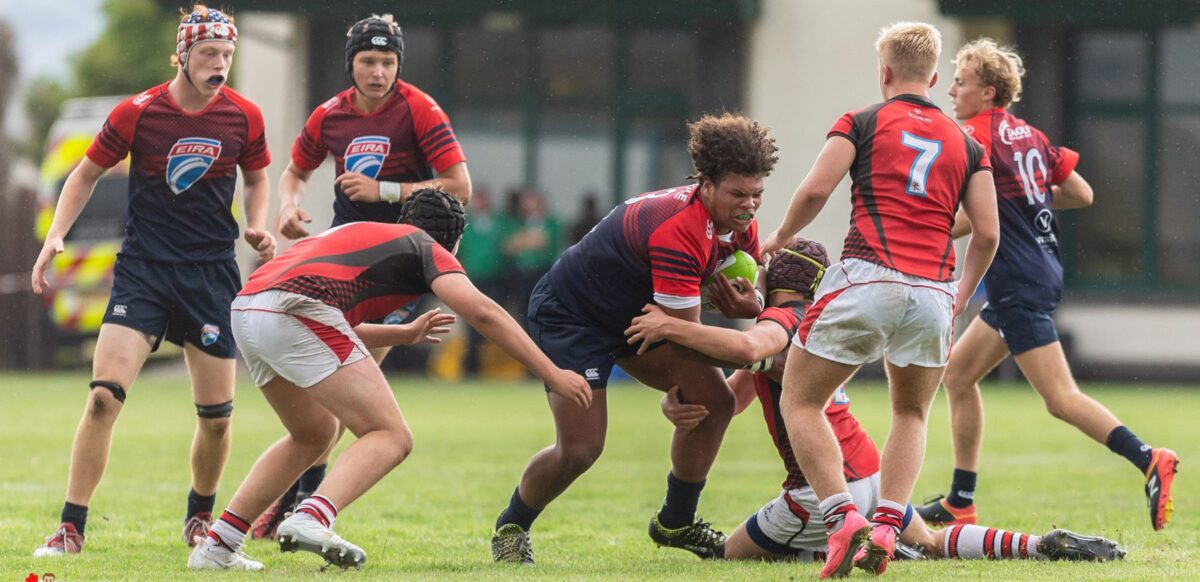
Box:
[954,170,1000,315]
[1051,171,1094,210]
[32,158,107,295]
[428,161,472,206]
[626,304,788,365]
[431,273,591,408]
[354,308,457,348]
[241,167,276,262]
[277,161,315,239]
[762,137,855,258]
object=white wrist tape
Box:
[380,181,403,204]
[745,355,774,373]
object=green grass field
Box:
[2,371,1196,580]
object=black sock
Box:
[297,464,327,497]
[658,472,705,529]
[187,489,216,519]
[496,487,541,532]
[1106,425,1153,473]
[945,469,977,509]
[61,502,88,535]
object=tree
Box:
[21,0,175,161]
[71,0,177,97]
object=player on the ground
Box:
[628,237,1124,565]
[490,113,775,564]
[759,22,1000,578]
[253,13,473,540]
[29,5,275,556]
[915,38,1178,531]
[187,190,590,571]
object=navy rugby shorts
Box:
[525,276,640,391]
[979,302,1059,355]
[102,254,240,358]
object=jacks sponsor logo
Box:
[166,137,222,194]
[344,136,391,179]
[998,119,1033,145]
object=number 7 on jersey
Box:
[901,131,942,197]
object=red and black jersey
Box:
[86,83,271,263]
[756,301,806,339]
[830,94,991,282]
[546,184,759,337]
[240,222,464,326]
[963,108,1079,312]
[754,379,881,490]
[291,81,466,226]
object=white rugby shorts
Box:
[794,259,956,367]
[748,473,881,552]
[231,290,370,388]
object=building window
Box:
[1063,26,1200,293]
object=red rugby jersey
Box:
[830,94,991,282]
[85,83,270,262]
[754,378,881,490]
[291,81,466,225]
[749,306,879,489]
[963,108,1079,311]
[240,222,464,326]
[547,184,759,336]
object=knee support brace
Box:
[196,400,234,419]
[89,380,126,404]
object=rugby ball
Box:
[700,250,759,312]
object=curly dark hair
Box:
[766,237,830,299]
[687,113,779,184]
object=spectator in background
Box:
[504,189,562,323]
[457,187,514,374]
[569,192,603,245]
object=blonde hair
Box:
[875,22,941,82]
[954,38,1025,107]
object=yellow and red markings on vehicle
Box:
[43,242,120,333]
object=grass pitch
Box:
[1,371,1196,580]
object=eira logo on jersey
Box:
[344,136,391,179]
[166,137,222,194]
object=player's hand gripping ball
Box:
[700,250,758,312]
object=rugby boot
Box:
[277,512,366,570]
[183,511,213,547]
[893,540,926,560]
[33,522,84,557]
[491,522,535,565]
[1038,529,1126,562]
[187,535,265,570]
[915,494,976,526]
[854,523,897,575]
[819,510,870,578]
[1145,448,1179,531]
[648,512,726,560]
[251,492,294,540]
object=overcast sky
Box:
[2,0,105,139]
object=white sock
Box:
[943,525,1044,560]
[295,494,338,529]
[818,492,856,533]
[207,509,250,553]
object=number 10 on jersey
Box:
[901,132,942,197]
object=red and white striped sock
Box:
[818,492,857,534]
[943,525,1045,560]
[870,499,906,535]
[207,509,251,553]
[295,494,338,529]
